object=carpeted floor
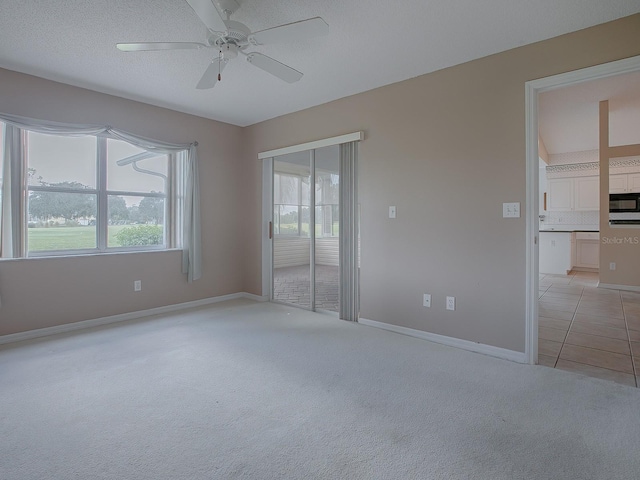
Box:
[1,298,639,479]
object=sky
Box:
[23,129,168,207]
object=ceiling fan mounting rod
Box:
[215,0,240,17]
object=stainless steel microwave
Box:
[609,193,640,224]
[610,193,640,213]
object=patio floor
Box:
[273,265,339,312]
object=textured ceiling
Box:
[0,1,639,127]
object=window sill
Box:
[0,248,182,262]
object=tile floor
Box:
[539,271,640,387]
[273,265,339,312]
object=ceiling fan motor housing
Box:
[208,20,251,59]
[222,20,250,42]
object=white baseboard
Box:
[242,293,269,302]
[0,292,266,346]
[358,317,527,363]
[598,283,640,293]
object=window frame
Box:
[273,172,308,238]
[24,131,172,257]
[273,170,341,239]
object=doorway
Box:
[259,132,362,319]
[526,56,640,387]
[271,146,340,312]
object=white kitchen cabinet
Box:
[610,173,640,193]
[574,232,599,269]
[574,177,599,210]
[610,174,628,193]
[629,173,640,193]
[575,241,599,269]
[539,232,573,275]
[548,176,599,211]
[548,178,573,211]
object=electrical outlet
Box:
[423,294,431,307]
[134,280,142,292]
[609,262,616,271]
[446,296,455,311]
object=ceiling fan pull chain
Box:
[218,50,222,81]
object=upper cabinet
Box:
[610,173,640,193]
[574,176,600,210]
[548,176,599,211]
[548,178,573,211]
[546,161,600,212]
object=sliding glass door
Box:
[272,146,340,313]
[313,146,340,312]
[272,152,312,309]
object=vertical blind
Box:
[339,141,359,322]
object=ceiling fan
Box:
[116,0,329,89]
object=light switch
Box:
[389,206,396,218]
[423,294,431,307]
[502,202,520,218]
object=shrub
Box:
[115,225,163,247]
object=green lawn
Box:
[28,225,133,251]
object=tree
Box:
[108,196,129,223]
[137,196,164,224]
[29,181,95,222]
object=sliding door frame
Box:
[259,132,363,304]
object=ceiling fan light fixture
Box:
[220,43,238,60]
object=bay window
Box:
[0,114,202,281]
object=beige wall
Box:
[538,136,549,165]
[599,100,640,287]
[0,68,244,336]
[242,14,640,353]
[2,14,640,349]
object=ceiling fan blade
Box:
[246,53,303,83]
[196,59,227,89]
[185,0,227,33]
[249,17,328,45]
[117,42,207,52]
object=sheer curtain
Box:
[1,124,25,259]
[339,141,359,321]
[0,113,202,282]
